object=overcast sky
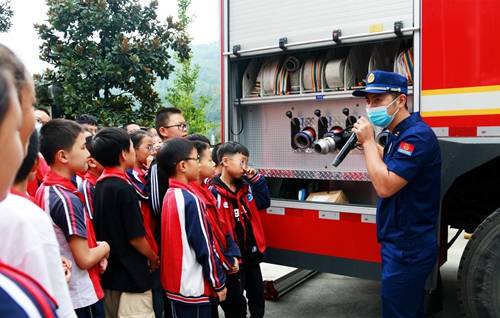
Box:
[0,0,219,73]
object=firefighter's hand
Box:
[352,117,375,146]
[217,287,227,302]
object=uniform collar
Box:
[189,181,216,207]
[43,170,78,192]
[392,112,421,137]
[84,171,100,186]
[169,178,191,191]
[97,167,129,183]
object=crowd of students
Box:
[0,44,271,318]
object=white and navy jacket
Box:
[160,179,226,305]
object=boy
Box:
[189,140,242,317]
[157,138,227,318]
[210,142,271,318]
[78,135,104,225]
[92,128,158,318]
[35,119,110,318]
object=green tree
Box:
[166,0,213,135]
[0,0,13,33]
[35,0,190,126]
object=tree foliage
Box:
[166,0,213,136]
[35,0,190,126]
[0,0,13,33]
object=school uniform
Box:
[35,170,104,317]
[209,174,270,318]
[161,179,226,318]
[93,167,154,318]
[0,261,58,318]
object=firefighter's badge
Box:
[367,72,375,83]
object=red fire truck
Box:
[219,0,500,316]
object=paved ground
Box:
[221,228,467,317]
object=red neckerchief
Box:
[168,178,191,191]
[189,181,217,208]
[133,167,147,184]
[43,170,78,192]
[10,188,35,203]
[84,171,100,186]
[42,170,83,202]
[97,167,129,183]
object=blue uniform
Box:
[378,112,441,318]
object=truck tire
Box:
[457,208,500,317]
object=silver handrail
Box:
[223,27,420,57]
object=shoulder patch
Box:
[397,142,415,156]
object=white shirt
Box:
[0,193,76,318]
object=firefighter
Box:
[351,70,441,318]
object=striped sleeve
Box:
[183,191,226,291]
[147,162,161,218]
[49,186,87,240]
[79,180,95,220]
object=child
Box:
[0,67,58,318]
[127,130,161,318]
[91,128,158,318]
[127,130,158,257]
[1,131,76,318]
[189,140,242,317]
[78,135,104,225]
[35,119,110,318]
[210,142,271,318]
[157,138,226,318]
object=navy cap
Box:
[352,70,408,97]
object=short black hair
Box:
[187,134,211,146]
[211,142,222,166]
[191,140,210,157]
[129,130,150,148]
[85,135,96,157]
[92,128,131,167]
[14,131,39,183]
[76,114,98,126]
[217,141,250,163]
[155,107,182,136]
[157,138,194,178]
[40,119,84,166]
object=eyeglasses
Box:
[164,122,188,131]
[228,158,248,168]
[182,155,200,163]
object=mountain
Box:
[156,42,221,125]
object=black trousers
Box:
[171,301,211,318]
[220,264,265,318]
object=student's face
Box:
[82,124,98,135]
[159,113,188,140]
[199,148,215,180]
[180,148,199,182]
[18,76,36,149]
[135,135,153,167]
[151,136,162,156]
[35,109,51,125]
[0,81,23,201]
[222,153,248,179]
[65,132,90,173]
[123,141,136,169]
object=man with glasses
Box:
[147,107,188,318]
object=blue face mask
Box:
[366,97,399,128]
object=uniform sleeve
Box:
[385,129,435,183]
[247,174,271,209]
[184,194,226,291]
[119,186,146,240]
[49,188,87,241]
[224,233,241,260]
